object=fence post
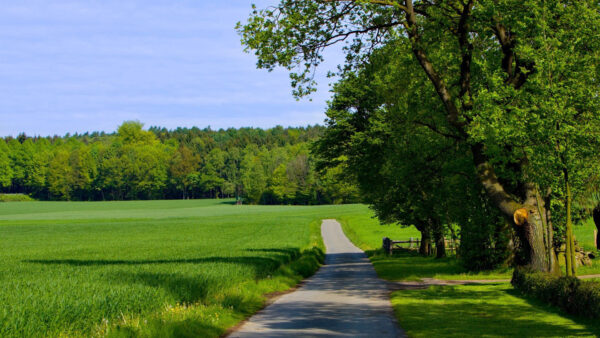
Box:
[383,237,391,255]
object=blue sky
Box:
[0,1,343,137]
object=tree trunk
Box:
[432,219,446,258]
[565,180,576,276]
[419,229,432,256]
[543,195,561,275]
[593,206,600,251]
[472,144,559,273]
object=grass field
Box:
[0,199,369,337]
[341,214,600,337]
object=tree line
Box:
[0,121,359,204]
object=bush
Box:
[458,205,511,270]
[0,194,34,202]
[512,268,600,318]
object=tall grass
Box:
[0,199,368,337]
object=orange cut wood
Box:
[514,208,529,226]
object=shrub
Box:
[512,268,600,318]
[0,194,34,202]
[458,206,511,270]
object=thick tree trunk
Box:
[472,144,559,273]
[521,194,555,272]
[432,219,446,258]
[419,229,432,256]
[593,206,600,250]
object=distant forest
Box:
[0,121,359,204]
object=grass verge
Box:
[340,211,600,337]
[391,283,600,337]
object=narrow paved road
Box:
[229,219,404,337]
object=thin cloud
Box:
[0,1,343,137]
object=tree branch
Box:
[404,0,465,132]
[413,121,462,140]
[458,0,474,106]
[321,0,407,11]
[492,20,535,89]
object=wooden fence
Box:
[382,237,459,256]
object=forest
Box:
[0,121,358,204]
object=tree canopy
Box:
[239,0,600,272]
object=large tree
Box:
[239,0,600,272]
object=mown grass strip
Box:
[391,283,600,337]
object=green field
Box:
[0,199,368,337]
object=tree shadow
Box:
[232,300,400,337]
[394,285,600,336]
[24,256,281,268]
[218,199,237,205]
[366,249,511,281]
[369,251,466,281]
[506,287,600,331]
[104,271,226,337]
[245,247,301,261]
[110,271,214,303]
[25,247,309,281]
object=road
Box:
[229,219,404,337]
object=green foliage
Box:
[0,199,368,336]
[1,123,359,205]
[0,141,13,188]
[512,268,600,319]
[458,190,511,271]
[312,40,510,266]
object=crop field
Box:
[0,199,369,337]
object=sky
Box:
[0,1,344,137]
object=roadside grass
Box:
[392,283,600,337]
[0,199,368,337]
[341,211,600,337]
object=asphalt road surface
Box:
[229,219,404,337]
